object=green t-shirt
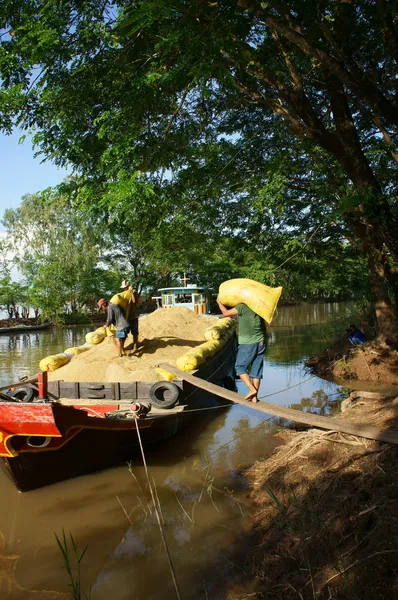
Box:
[236,303,264,344]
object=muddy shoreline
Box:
[236,338,398,599]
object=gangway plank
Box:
[159,363,398,446]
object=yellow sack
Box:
[154,368,176,382]
[204,318,235,340]
[106,324,116,337]
[176,353,205,371]
[85,328,106,345]
[64,345,91,356]
[176,339,217,372]
[40,353,71,372]
[218,278,282,324]
[110,288,132,308]
[200,339,224,358]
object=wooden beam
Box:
[159,363,398,446]
[0,375,39,391]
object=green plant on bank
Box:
[339,386,353,399]
[337,359,351,375]
[264,487,320,534]
[55,529,91,600]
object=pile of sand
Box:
[49,307,218,383]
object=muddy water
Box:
[0,304,345,599]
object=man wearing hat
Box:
[97,297,130,357]
[120,279,139,355]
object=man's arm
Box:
[217,298,238,318]
[260,317,267,341]
[105,304,114,328]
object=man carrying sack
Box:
[120,279,139,355]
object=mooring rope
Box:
[134,419,183,600]
[256,375,316,400]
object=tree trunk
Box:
[367,248,397,335]
[351,218,397,334]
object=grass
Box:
[264,486,320,534]
[55,529,91,600]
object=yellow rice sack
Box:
[85,328,106,345]
[176,352,205,371]
[218,278,282,324]
[154,368,176,382]
[176,338,221,372]
[39,353,71,372]
[110,288,136,317]
[106,324,116,337]
[200,339,221,357]
[204,318,235,340]
[64,345,91,356]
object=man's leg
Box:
[236,344,258,401]
[239,373,258,401]
[130,318,139,355]
[115,337,124,357]
[251,378,260,403]
[249,342,266,403]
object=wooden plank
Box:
[119,382,137,400]
[59,382,79,399]
[160,363,398,446]
[0,375,39,391]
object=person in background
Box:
[120,279,139,355]
[346,324,366,345]
[97,298,130,357]
[217,298,266,402]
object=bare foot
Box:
[244,389,258,402]
[130,345,138,356]
[251,396,259,403]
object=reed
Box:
[55,529,91,600]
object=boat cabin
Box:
[158,286,211,314]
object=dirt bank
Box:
[306,337,398,384]
[242,391,398,599]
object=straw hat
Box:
[120,279,130,289]
[97,298,107,309]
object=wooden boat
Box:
[0,322,52,334]
[0,338,236,492]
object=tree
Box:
[0,272,26,318]
[2,189,109,321]
[0,0,396,330]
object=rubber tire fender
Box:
[10,386,35,403]
[149,381,180,409]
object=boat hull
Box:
[0,323,52,334]
[1,338,236,491]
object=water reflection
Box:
[0,304,347,599]
[0,326,92,386]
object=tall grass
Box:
[55,529,91,600]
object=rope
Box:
[257,375,316,400]
[134,420,182,600]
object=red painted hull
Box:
[1,339,236,491]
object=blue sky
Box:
[0,130,70,231]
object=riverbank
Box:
[239,390,398,599]
[306,336,398,384]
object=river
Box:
[0,303,346,599]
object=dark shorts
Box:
[235,341,266,379]
[115,327,129,339]
[129,317,139,336]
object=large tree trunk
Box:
[367,247,397,334]
[318,76,398,334]
[351,218,397,334]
